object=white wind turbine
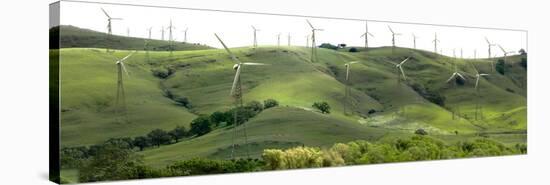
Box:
[344,61,359,115]
[498,44,516,65]
[360,21,374,49]
[446,58,467,120]
[395,57,411,83]
[412,34,419,49]
[305,34,310,48]
[113,51,136,117]
[388,26,401,53]
[287,33,291,46]
[471,61,489,120]
[215,33,268,159]
[432,33,440,54]
[251,26,260,49]
[307,19,323,62]
[101,8,122,52]
[182,27,188,43]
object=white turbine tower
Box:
[446,58,467,120]
[101,8,122,52]
[251,26,260,49]
[344,61,358,115]
[307,19,323,62]
[113,51,136,117]
[287,33,291,46]
[214,33,268,159]
[471,61,489,120]
[360,21,374,49]
[395,57,411,83]
[182,27,188,43]
[412,34,418,49]
[432,33,440,54]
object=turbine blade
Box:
[349,61,359,64]
[399,67,407,80]
[242,62,268,66]
[387,26,394,34]
[230,65,242,96]
[475,76,480,89]
[360,33,366,38]
[446,73,456,83]
[120,51,136,62]
[121,62,130,77]
[480,74,489,76]
[368,32,375,37]
[498,45,506,52]
[457,73,466,80]
[485,37,490,44]
[306,20,314,29]
[101,8,110,18]
[400,57,411,65]
[214,33,240,63]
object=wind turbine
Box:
[498,44,516,65]
[432,33,440,54]
[287,33,291,46]
[214,33,268,159]
[471,61,489,120]
[127,28,130,37]
[412,33,418,49]
[453,49,456,58]
[446,58,466,120]
[485,37,496,59]
[101,8,122,52]
[343,61,358,115]
[113,51,136,117]
[360,21,374,48]
[460,48,463,59]
[307,20,323,62]
[167,20,176,54]
[305,34,310,48]
[388,26,401,53]
[182,27,188,43]
[276,33,281,48]
[251,26,260,49]
[160,27,165,40]
[395,57,411,83]
[474,49,477,59]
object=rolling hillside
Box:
[50,25,212,51]
[55,43,527,166]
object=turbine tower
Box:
[471,62,489,120]
[485,37,496,59]
[287,33,291,46]
[167,20,176,54]
[160,27,165,40]
[307,20,323,62]
[251,26,260,49]
[182,27,188,43]
[305,34,310,48]
[360,21,374,48]
[412,33,418,49]
[432,33,440,54]
[445,58,467,120]
[344,61,358,115]
[277,33,281,48]
[114,51,136,117]
[388,26,401,53]
[127,28,130,37]
[214,33,268,159]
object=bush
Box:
[174,96,191,108]
[263,99,279,109]
[78,142,145,182]
[312,101,331,114]
[496,59,505,75]
[520,58,527,68]
[166,158,263,176]
[133,136,151,151]
[245,100,264,113]
[147,129,172,147]
[319,43,338,50]
[348,47,358,52]
[414,128,428,135]
[190,115,212,136]
[210,111,232,126]
[151,67,175,79]
[262,147,323,170]
[169,126,188,142]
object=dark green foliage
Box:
[174,96,191,108]
[455,76,466,85]
[312,101,331,114]
[496,59,506,75]
[151,67,175,79]
[348,47,358,52]
[166,158,263,176]
[520,58,527,68]
[133,136,151,151]
[414,128,428,135]
[518,48,527,55]
[410,83,445,106]
[210,111,232,126]
[169,126,188,142]
[147,129,172,147]
[104,137,134,149]
[263,99,279,109]
[60,146,89,169]
[515,143,527,154]
[78,142,145,182]
[319,43,338,50]
[246,100,264,113]
[338,43,347,48]
[190,115,212,136]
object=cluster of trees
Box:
[191,99,280,137]
[262,136,526,170]
[312,101,331,114]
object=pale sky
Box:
[58,1,527,58]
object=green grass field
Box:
[55,27,527,168]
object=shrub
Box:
[190,115,212,136]
[348,47,358,52]
[78,142,145,182]
[414,128,428,135]
[174,96,191,108]
[263,99,279,109]
[312,101,331,114]
[262,147,323,170]
[210,111,231,126]
[496,59,505,75]
[169,126,188,142]
[319,43,338,50]
[133,136,151,151]
[147,129,172,147]
[245,100,264,113]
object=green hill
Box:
[55,45,527,166]
[50,25,212,51]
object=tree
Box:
[263,99,279,109]
[518,48,527,55]
[147,129,172,147]
[190,115,212,136]
[495,59,505,75]
[312,101,331,114]
[414,128,428,135]
[348,47,358,52]
[78,142,144,182]
[210,111,230,126]
[169,126,188,142]
[319,43,338,50]
[245,100,264,113]
[338,43,347,48]
[133,136,151,151]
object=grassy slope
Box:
[52,25,212,51]
[57,45,526,164]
